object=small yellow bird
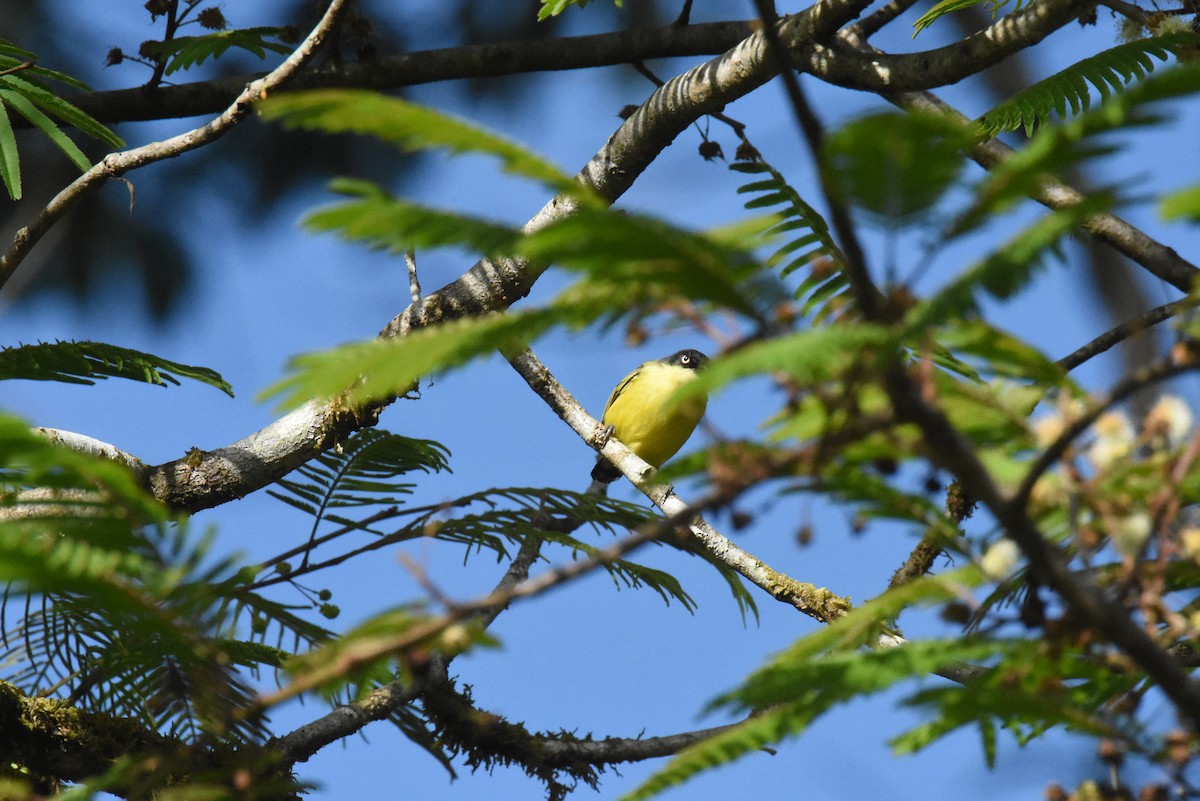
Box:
[591,349,709,485]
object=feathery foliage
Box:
[822,111,972,225]
[912,0,1016,34]
[731,157,851,321]
[142,27,294,76]
[0,340,233,395]
[976,33,1200,137]
[260,90,582,194]
[0,39,123,200]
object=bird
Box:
[590,349,709,487]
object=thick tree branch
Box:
[114,0,872,514]
[805,0,1094,92]
[0,679,173,786]
[59,22,757,125]
[0,0,352,293]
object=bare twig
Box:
[404,249,422,304]
[1056,298,1197,372]
[270,533,543,763]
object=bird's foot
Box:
[595,423,615,447]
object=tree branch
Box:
[505,347,852,624]
[891,91,1199,292]
[56,22,756,126]
[270,535,543,764]
[803,0,1095,93]
[1056,297,1196,372]
[108,0,873,514]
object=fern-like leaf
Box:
[268,429,451,559]
[143,28,293,76]
[977,33,1200,136]
[260,90,580,194]
[730,159,850,318]
[912,0,1015,34]
[0,39,124,198]
[0,340,233,395]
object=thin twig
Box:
[0,61,34,78]
[404,249,422,303]
[1056,297,1196,373]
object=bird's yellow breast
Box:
[601,360,707,469]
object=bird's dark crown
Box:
[663,349,709,370]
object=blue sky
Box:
[6,1,1200,798]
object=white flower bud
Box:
[981,539,1020,580]
[1111,512,1152,557]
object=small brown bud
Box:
[940,602,972,625]
[873,456,898,475]
[698,140,724,162]
[1165,729,1192,765]
[197,7,227,29]
[1097,739,1125,767]
[1044,782,1068,801]
[144,0,170,19]
[734,141,760,162]
[945,481,975,521]
[105,47,125,66]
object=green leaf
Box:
[268,429,451,549]
[976,33,1200,136]
[933,319,1068,386]
[0,87,90,172]
[0,97,20,200]
[261,311,557,409]
[260,90,580,194]
[522,208,765,319]
[623,570,987,801]
[912,0,1014,34]
[304,179,522,255]
[905,195,1111,334]
[0,38,92,91]
[685,325,893,398]
[0,73,123,148]
[0,340,233,396]
[1161,183,1200,221]
[822,111,972,225]
[142,28,293,76]
[731,159,849,315]
[538,0,622,19]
